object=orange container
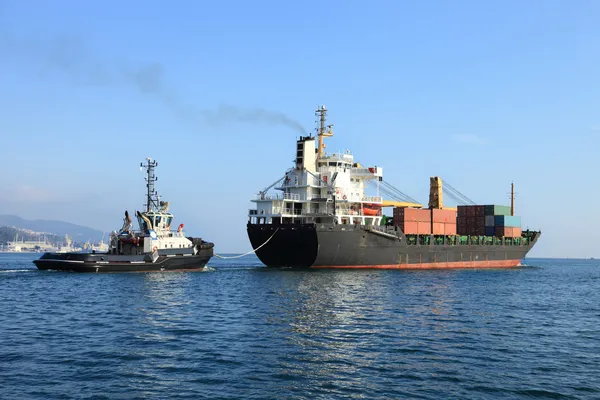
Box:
[431,209,457,223]
[395,208,430,222]
[399,221,431,235]
[432,222,458,235]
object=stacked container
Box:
[393,208,431,234]
[458,204,522,238]
[493,215,521,238]
[431,209,456,235]
[457,205,485,236]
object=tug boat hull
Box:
[33,245,214,273]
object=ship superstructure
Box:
[251,106,412,227]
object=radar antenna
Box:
[315,105,333,159]
[141,158,159,212]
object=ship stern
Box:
[247,223,318,267]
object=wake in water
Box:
[0,269,34,273]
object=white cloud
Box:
[452,133,486,145]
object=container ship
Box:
[247,106,541,269]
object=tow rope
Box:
[213,228,279,259]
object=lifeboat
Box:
[362,203,381,216]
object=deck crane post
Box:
[257,176,286,199]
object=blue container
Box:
[485,226,495,236]
[494,215,521,227]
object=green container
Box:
[484,205,511,216]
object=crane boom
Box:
[382,200,424,208]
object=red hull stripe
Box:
[312,259,522,270]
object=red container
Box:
[397,208,430,222]
[433,222,457,235]
[399,221,431,235]
[445,223,457,235]
[494,227,523,238]
[431,209,457,223]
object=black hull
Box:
[247,223,540,269]
[33,248,213,273]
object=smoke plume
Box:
[0,31,307,134]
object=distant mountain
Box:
[0,215,104,242]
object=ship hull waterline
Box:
[33,249,213,273]
[247,223,538,270]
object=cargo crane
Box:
[429,177,476,211]
[374,176,475,211]
[366,179,423,208]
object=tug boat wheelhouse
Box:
[246,106,540,269]
[33,158,214,272]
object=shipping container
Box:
[457,226,485,236]
[465,216,485,227]
[473,226,486,236]
[445,223,457,235]
[398,221,431,235]
[484,205,511,216]
[485,226,495,236]
[485,215,495,226]
[431,222,457,235]
[494,226,522,238]
[475,205,485,216]
[398,208,430,222]
[431,208,457,223]
[458,205,479,217]
[494,215,521,227]
[511,227,522,238]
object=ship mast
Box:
[141,158,158,212]
[510,182,515,216]
[316,105,333,159]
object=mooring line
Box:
[214,228,279,259]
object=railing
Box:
[250,207,330,217]
[351,168,375,175]
[336,209,382,217]
[254,193,301,201]
[361,196,382,203]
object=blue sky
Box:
[0,0,598,257]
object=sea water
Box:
[1,253,599,399]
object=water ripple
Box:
[1,255,599,399]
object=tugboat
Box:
[33,158,214,272]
